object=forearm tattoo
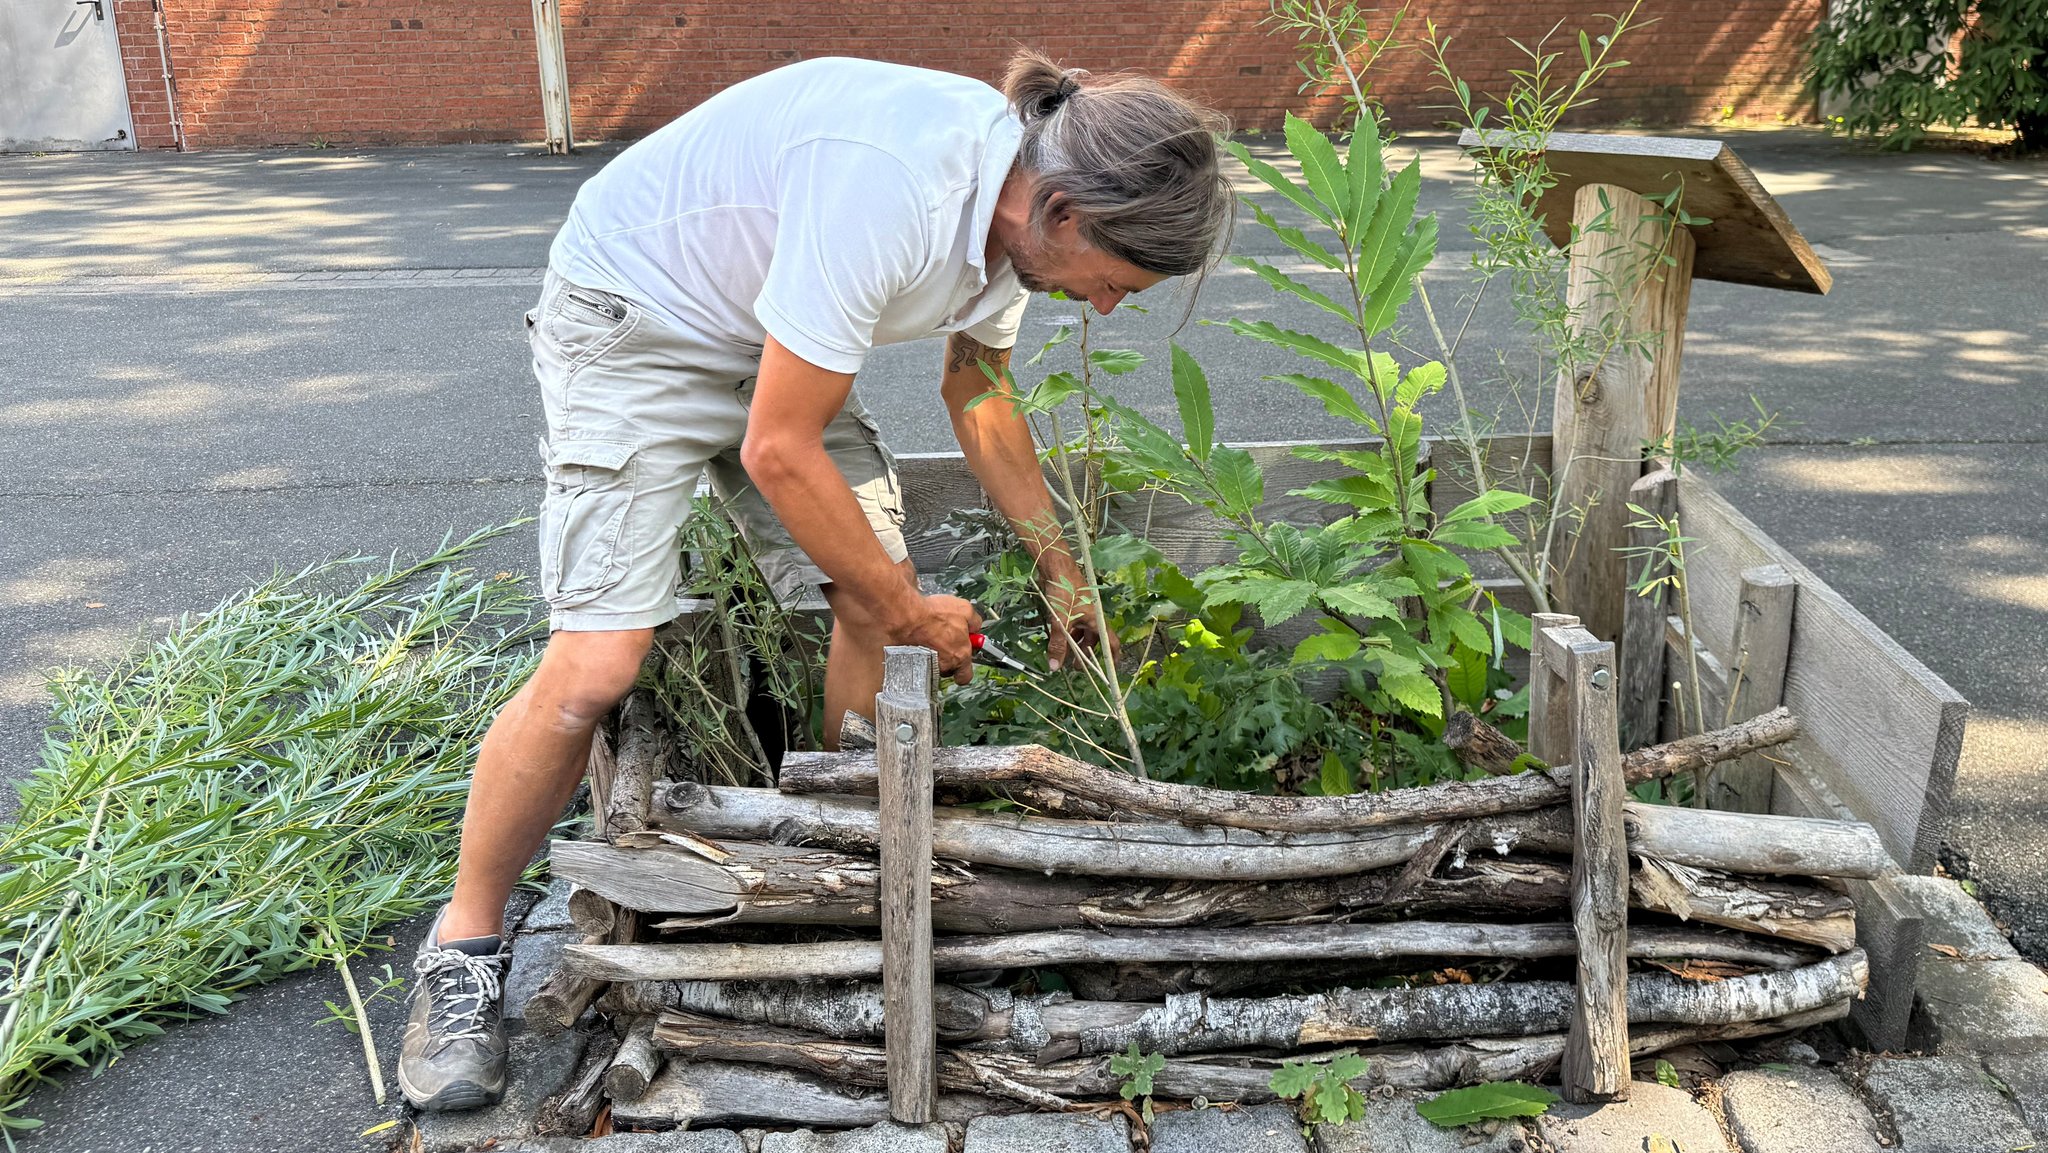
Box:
[947,333,1012,379]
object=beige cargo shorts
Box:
[527,271,910,633]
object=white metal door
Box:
[0,0,137,151]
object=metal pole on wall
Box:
[530,0,573,154]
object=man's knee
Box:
[528,628,654,728]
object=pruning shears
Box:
[969,632,1040,679]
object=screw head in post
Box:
[1591,668,1613,690]
[895,722,916,744]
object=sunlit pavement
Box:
[1,128,2043,1148]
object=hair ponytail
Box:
[1002,49,1233,280]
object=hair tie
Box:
[1048,71,1083,112]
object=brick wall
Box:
[116,0,1822,150]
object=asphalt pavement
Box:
[1,128,2043,1150]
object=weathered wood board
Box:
[1457,131,1832,295]
[1675,477,1967,872]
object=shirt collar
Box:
[963,112,1025,288]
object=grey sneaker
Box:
[397,919,510,1112]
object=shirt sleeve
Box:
[755,138,933,376]
[960,283,1031,350]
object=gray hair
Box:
[1004,50,1234,279]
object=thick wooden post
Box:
[530,0,573,154]
[1544,625,1630,1102]
[876,646,938,1122]
[1706,565,1798,812]
[1618,467,1678,748]
[1527,612,1581,764]
[1549,184,1697,643]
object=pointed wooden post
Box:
[1706,564,1798,812]
[1619,467,1678,747]
[876,646,938,1122]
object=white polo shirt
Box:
[548,57,1032,381]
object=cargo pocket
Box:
[848,407,907,524]
[544,285,639,370]
[539,438,640,602]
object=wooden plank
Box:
[1549,183,1696,644]
[1527,613,1580,764]
[1678,477,1968,872]
[1773,746,1923,1051]
[529,0,573,155]
[1558,627,1630,1102]
[1457,130,1832,294]
[1620,468,1678,748]
[875,646,937,1123]
[1706,565,1797,812]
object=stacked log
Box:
[526,690,1886,1129]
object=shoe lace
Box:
[413,946,505,1044]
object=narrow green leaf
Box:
[1345,117,1385,244]
[1220,136,1335,228]
[1209,446,1265,516]
[1433,521,1518,550]
[1441,489,1539,524]
[1247,201,1343,270]
[1395,362,1447,409]
[1356,157,1426,296]
[1387,408,1424,488]
[1283,112,1348,228]
[1294,476,1395,509]
[1169,344,1214,464]
[1415,1082,1560,1127]
[1231,256,1355,322]
[1271,374,1377,431]
[1445,643,1490,710]
[1088,348,1145,376]
[1221,319,1366,379]
[1318,750,1356,795]
[1359,212,1439,335]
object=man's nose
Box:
[1089,290,1127,315]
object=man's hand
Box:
[1040,559,1120,673]
[898,594,983,685]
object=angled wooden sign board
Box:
[1455,130,1833,643]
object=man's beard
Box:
[1008,241,1070,296]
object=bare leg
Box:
[440,627,653,942]
[818,558,920,750]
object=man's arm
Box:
[743,335,981,679]
[940,331,1105,670]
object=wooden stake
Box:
[1528,613,1581,765]
[1619,467,1678,747]
[876,646,937,1122]
[529,0,573,154]
[1707,564,1797,812]
[1558,626,1631,1102]
[1549,184,1697,642]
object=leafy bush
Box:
[1807,0,2048,150]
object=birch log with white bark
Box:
[1633,856,1858,951]
[609,1061,1016,1131]
[775,709,1799,832]
[645,784,1891,881]
[979,951,1865,1056]
[604,1015,663,1102]
[565,922,1814,983]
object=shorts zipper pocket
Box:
[564,288,626,322]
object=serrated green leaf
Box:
[1438,606,1495,655]
[1283,112,1347,227]
[1345,118,1385,243]
[1395,362,1447,409]
[1024,325,1072,367]
[1210,445,1264,516]
[1360,212,1439,335]
[1433,521,1518,550]
[1089,348,1145,376]
[1318,750,1356,795]
[1220,136,1334,228]
[1247,200,1343,270]
[1387,407,1424,488]
[1162,347,1212,467]
[1024,371,1079,413]
[1442,489,1539,523]
[1326,1054,1370,1081]
[1321,583,1401,620]
[1101,397,1188,477]
[1272,374,1376,431]
[1270,1061,1316,1099]
[1294,475,1394,509]
[1380,671,1443,717]
[1293,620,1362,664]
[1446,644,1490,710]
[1221,319,1366,379]
[1250,579,1318,625]
[1231,256,1355,322]
[1356,157,1424,296]
[1415,1082,1560,1128]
